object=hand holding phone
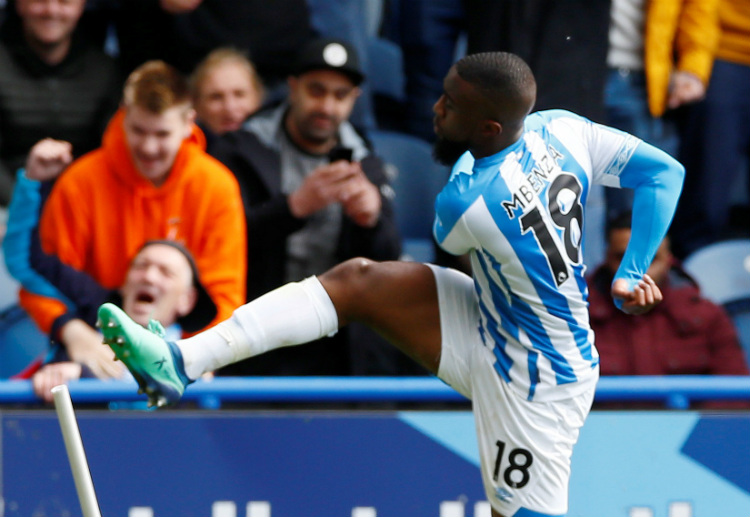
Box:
[328,146,353,163]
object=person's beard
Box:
[432,136,470,166]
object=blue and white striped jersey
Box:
[433,110,684,401]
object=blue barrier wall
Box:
[2,376,750,408]
[2,409,749,517]
[1,377,749,516]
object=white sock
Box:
[178,276,339,380]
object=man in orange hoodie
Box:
[15,60,246,378]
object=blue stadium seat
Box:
[366,36,406,130]
[368,129,450,262]
[366,36,406,103]
[683,239,750,305]
[683,239,750,365]
[583,184,607,269]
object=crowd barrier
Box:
[1,375,750,408]
[2,377,749,517]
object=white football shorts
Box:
[428,264,597,517]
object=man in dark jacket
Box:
[210,37,412,377]
[0,0,121,206]
[463,0,611,123]
[588,212,749,388]
[110,0,314,91]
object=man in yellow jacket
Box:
[672,0,750,258]
[14,61,246,378]
[604,0,720,223]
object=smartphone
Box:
[328,146,353,163]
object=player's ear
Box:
[480,119,502,137]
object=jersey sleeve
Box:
[551,112,685,310]
[433,152,479,256]
[611,142,685,303]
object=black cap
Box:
[139,240,218,333]
[293,37,365,85]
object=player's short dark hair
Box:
[454,52,536,118]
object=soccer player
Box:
[98,52,684,517]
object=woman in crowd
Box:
[190,48,266,137]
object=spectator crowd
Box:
[0,0,748,407]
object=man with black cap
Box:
[28,239,217,402]
[209,37,407,377]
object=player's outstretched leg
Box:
[97,302,191,407]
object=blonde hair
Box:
[190,47,265,101]
[123,60,191,113]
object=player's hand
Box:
[288,161,359,218]
[25,138,73,181]
[32,362,83,403]
[611,274,663,315]
[667,71,705,109]
[338,166,382,228]
[61,319,125,379]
